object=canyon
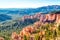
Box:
[11,11,60,40]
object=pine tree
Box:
[24,35,27,40]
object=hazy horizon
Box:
[0,0,60,8]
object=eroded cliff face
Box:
[56,14,60,23]
[22,12,60,23]
[44,13,60,23]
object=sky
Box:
[0,0,60,8]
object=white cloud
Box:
[0,0,60,8]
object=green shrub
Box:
[24,35,27,40]
[34,34,40,40]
